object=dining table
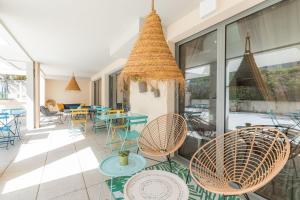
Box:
[0,108,25,148]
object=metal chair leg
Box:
[166,154,173,173]
[186,169,190,184]
[243,193,250,200]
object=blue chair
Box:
[0,113,12,149]
[117,115,148,151]
[92,106,111,133]
[7,108,25,140]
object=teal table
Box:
[0,108,25,141]
[96,113,148,150]
[99,153,146,199]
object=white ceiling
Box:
[0,0,200,77]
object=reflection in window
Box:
[226,0,300,199]
[0,74,26,100]
[178,31,217,160]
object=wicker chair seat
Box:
[138,113,188,157]
[190,127,290,196]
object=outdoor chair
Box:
[268,110,292,133]
[107,109,125,136]
[116,115,148,152]
[92,106,110,132]
[138,113,188,172]
[40,106,63,124]
[184,113,216,139]
[189,127,290,200]
[70,108,89,133]
[0,113,12,149]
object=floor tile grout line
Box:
[35,140,50,200]
[0,134,31,178]
[48,187,88,200]
[73,133,91,200]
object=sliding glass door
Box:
[178,31,217,160]
[176,0,300,199]
[93,79,101,106]
[226,0,300,199]
[109,71,130,110]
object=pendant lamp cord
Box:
[245,32,251,53]
[152,0,155,11]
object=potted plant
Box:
[119,150,130,166]
[138,81,147,93]
[131,77,147,93]
[150,85,160,97]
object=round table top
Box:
[124,170,189,200]
[99,153,146,177]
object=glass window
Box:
[178,30,217,160]
[0,74,26,100]
[109,71,130,110]
[226,0,300,199]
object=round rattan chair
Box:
[189,127,290,199]
[138,113,188,171]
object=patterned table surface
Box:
[124,170,189,200]
[99,153,146,177]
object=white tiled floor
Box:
[0,121,131,200]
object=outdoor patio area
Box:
[1,0,300,200]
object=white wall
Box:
[45,78,91,105]
[40,71,46,106]
[130,81,175,122]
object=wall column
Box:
[26,62,34,129]
[34,62,40,128]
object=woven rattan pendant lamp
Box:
[229,35,272,101]
[119,0,184,89]
[65,73,81,91]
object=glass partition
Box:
[109,71,130,110]
[178,31,217,160]
[226,0,300,199]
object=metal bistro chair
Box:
[70,109,89,133]
[116,115,148,152]
[189,127,290,200]
[138,114,188,172]
[5,108,25,140]
[40,106,63,124]
[107,109,125,137]
[0,113,12,149]
[92,106,111,133]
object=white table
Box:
[124,170,189,200]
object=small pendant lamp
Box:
[65,73,81,91]
[120,0,184,90]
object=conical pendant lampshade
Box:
[120,0,184,87]
[66,73,81,91]
[229,35,272,101]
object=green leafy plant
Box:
[119,150,130,157]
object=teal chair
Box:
[0,113,12,149]
[92,106,110,133]
[117,115,148,151]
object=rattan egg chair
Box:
[189,127,290,200]
[138,113,188,172]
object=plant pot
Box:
[119,151,130,166]
[153,88,160,97]
[119,156,129,166]
[138,81,147,93]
